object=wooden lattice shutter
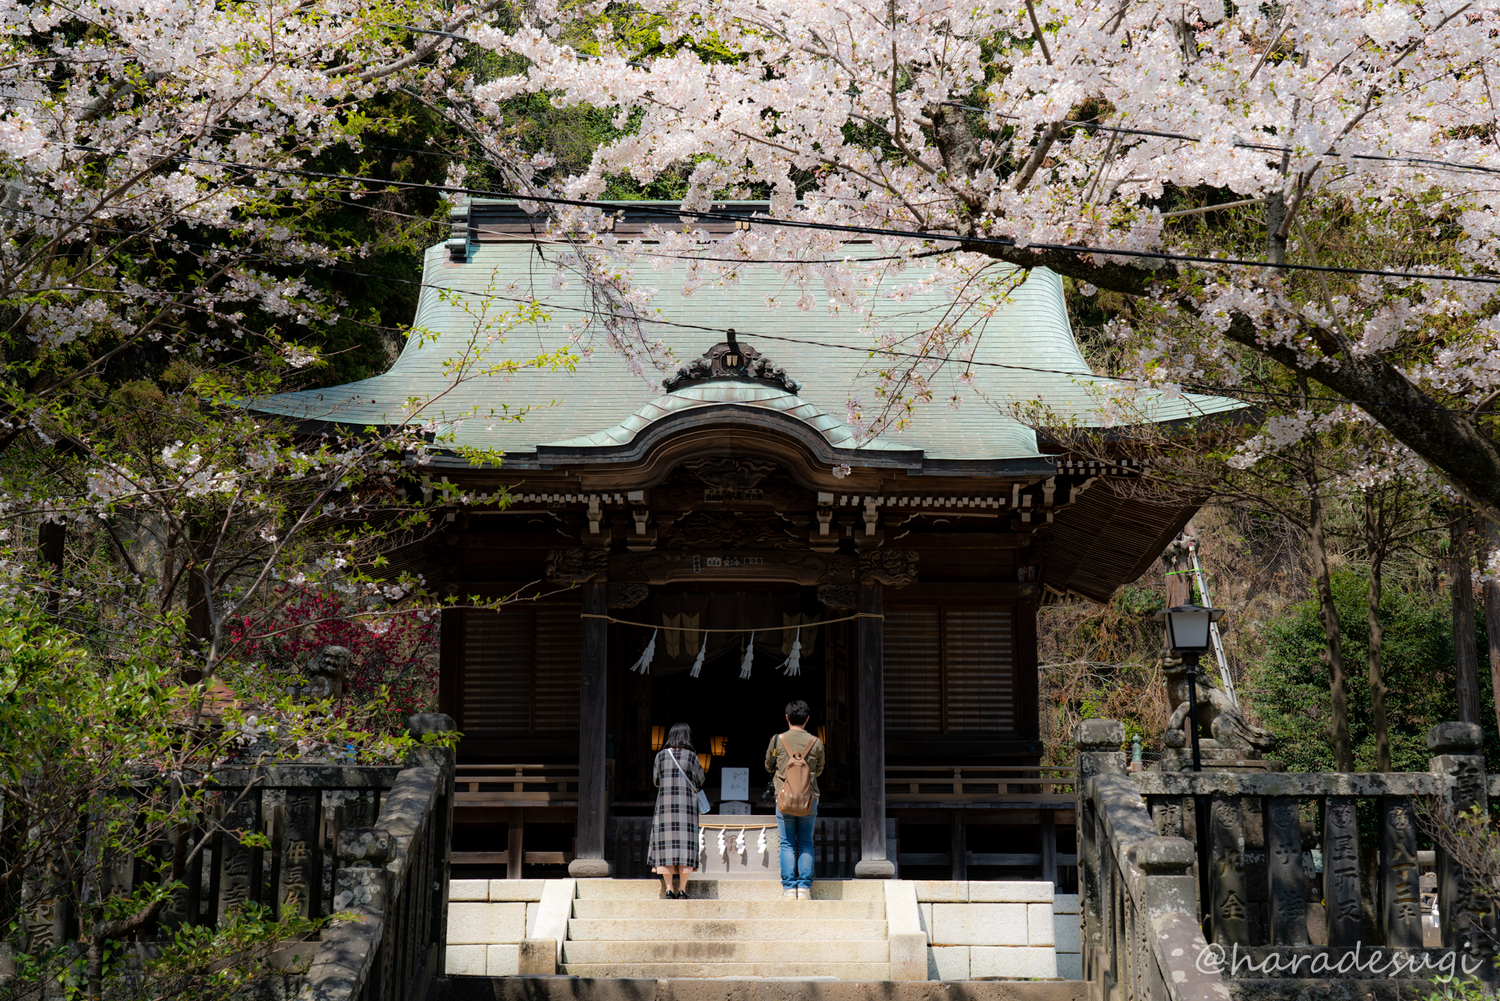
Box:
[943,608,1016,731]
[533,605,582,730]
[883,608,942,730]
[461,608,532,732]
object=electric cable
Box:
[30,139,1500,287]
[6,207,1500,418]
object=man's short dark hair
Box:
[785,700,810,726]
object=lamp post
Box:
[1154,603,1225,773]
[1154,603,1226,935]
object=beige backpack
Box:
[776,734,819,817]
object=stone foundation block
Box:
[913,880,969,902]
[928,945,971,980]
[1057,952,1083,981]
[486,944,520,976]
[445,944,487,976]
[969,881,1054,903]
[519,938,557,975]
[1027,904,1055,946]
[1053,914,1081,953]
[890,932,928,981]
[931,902,1028,946]
[447,901,527,944]
[1052,893,1080,915]
[489,879,548,901]
[970,945,1059,979]
[449,879,490,901]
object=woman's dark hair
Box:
[664,722,695,751]
[785,700,810,726]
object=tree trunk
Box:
[1307,455,1354,771]
[1364,491,1391,772]
[1487,521,1500,742]
[1452,509,1481,725]
[38,519,66,617]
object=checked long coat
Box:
[649,746,706,869]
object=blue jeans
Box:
[776,804,817,889]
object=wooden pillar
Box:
[855,580,895,877]
[569,578,612,877]
[950,810,967,880]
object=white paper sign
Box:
[721,766,750,801]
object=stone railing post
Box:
[408,713,455,962]
[333,828,392,915]
[301,828,392,1001]
[1138,837,1225,1001]
[1075,719,1126,989]
[1428,721,1489,951]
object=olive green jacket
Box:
[764,729,824,799]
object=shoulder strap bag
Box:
[668,748,712,814]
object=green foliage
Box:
[1247,568,1496,773]
[0,605,415,997]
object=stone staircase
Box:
[559,879,892,978]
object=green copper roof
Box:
[250,231,1243,469]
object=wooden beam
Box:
[855,580,896,878]
[568,577,612,877]
[883,582,1039,604]
[886,533,1036,550]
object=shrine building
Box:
[252,201,1240,887]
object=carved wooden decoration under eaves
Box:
[610,550,855,586]
[817,583,858,609]
[662,510,803,550]
[607,583,650,609]
[684,457,780,490]
[858,549,919,587]
[545,548,609,584]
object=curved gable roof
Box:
[249,210,1242,472]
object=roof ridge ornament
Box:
[662,329,802,394]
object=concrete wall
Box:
[446,879,547,976]
[912,881,1079,981]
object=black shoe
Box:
[671,890,684,899]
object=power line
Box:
[8,203,1496,421]
[36,139,1500,287]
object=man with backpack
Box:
[764,700,824,899]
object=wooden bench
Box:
[452,764,579,876]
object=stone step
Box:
[573,879,884,901]
[570,899,886,920]
[435,976,1088,1001]
[557,962,894,979]
[566,917,889,941]
[561,938,890,964]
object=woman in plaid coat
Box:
[649,722,705,898]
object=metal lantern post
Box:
[1153,603,1226,773]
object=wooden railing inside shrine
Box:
[885,764,1076,803]
[9,715,455,1001]
[453,763,580,807]
[1075,718,1494,1001]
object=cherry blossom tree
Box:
[444,0,1500,517]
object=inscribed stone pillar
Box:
[1380,797,1423,947]
[854,579,895,877]
[1073,719,1126,988]
[570,577,612,877]
[1263,796,1308,946]
[1322,796,1363,948]
[1429,721,1488,950]
[1209,795,1249,945]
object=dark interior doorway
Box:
[650,642,826,806]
